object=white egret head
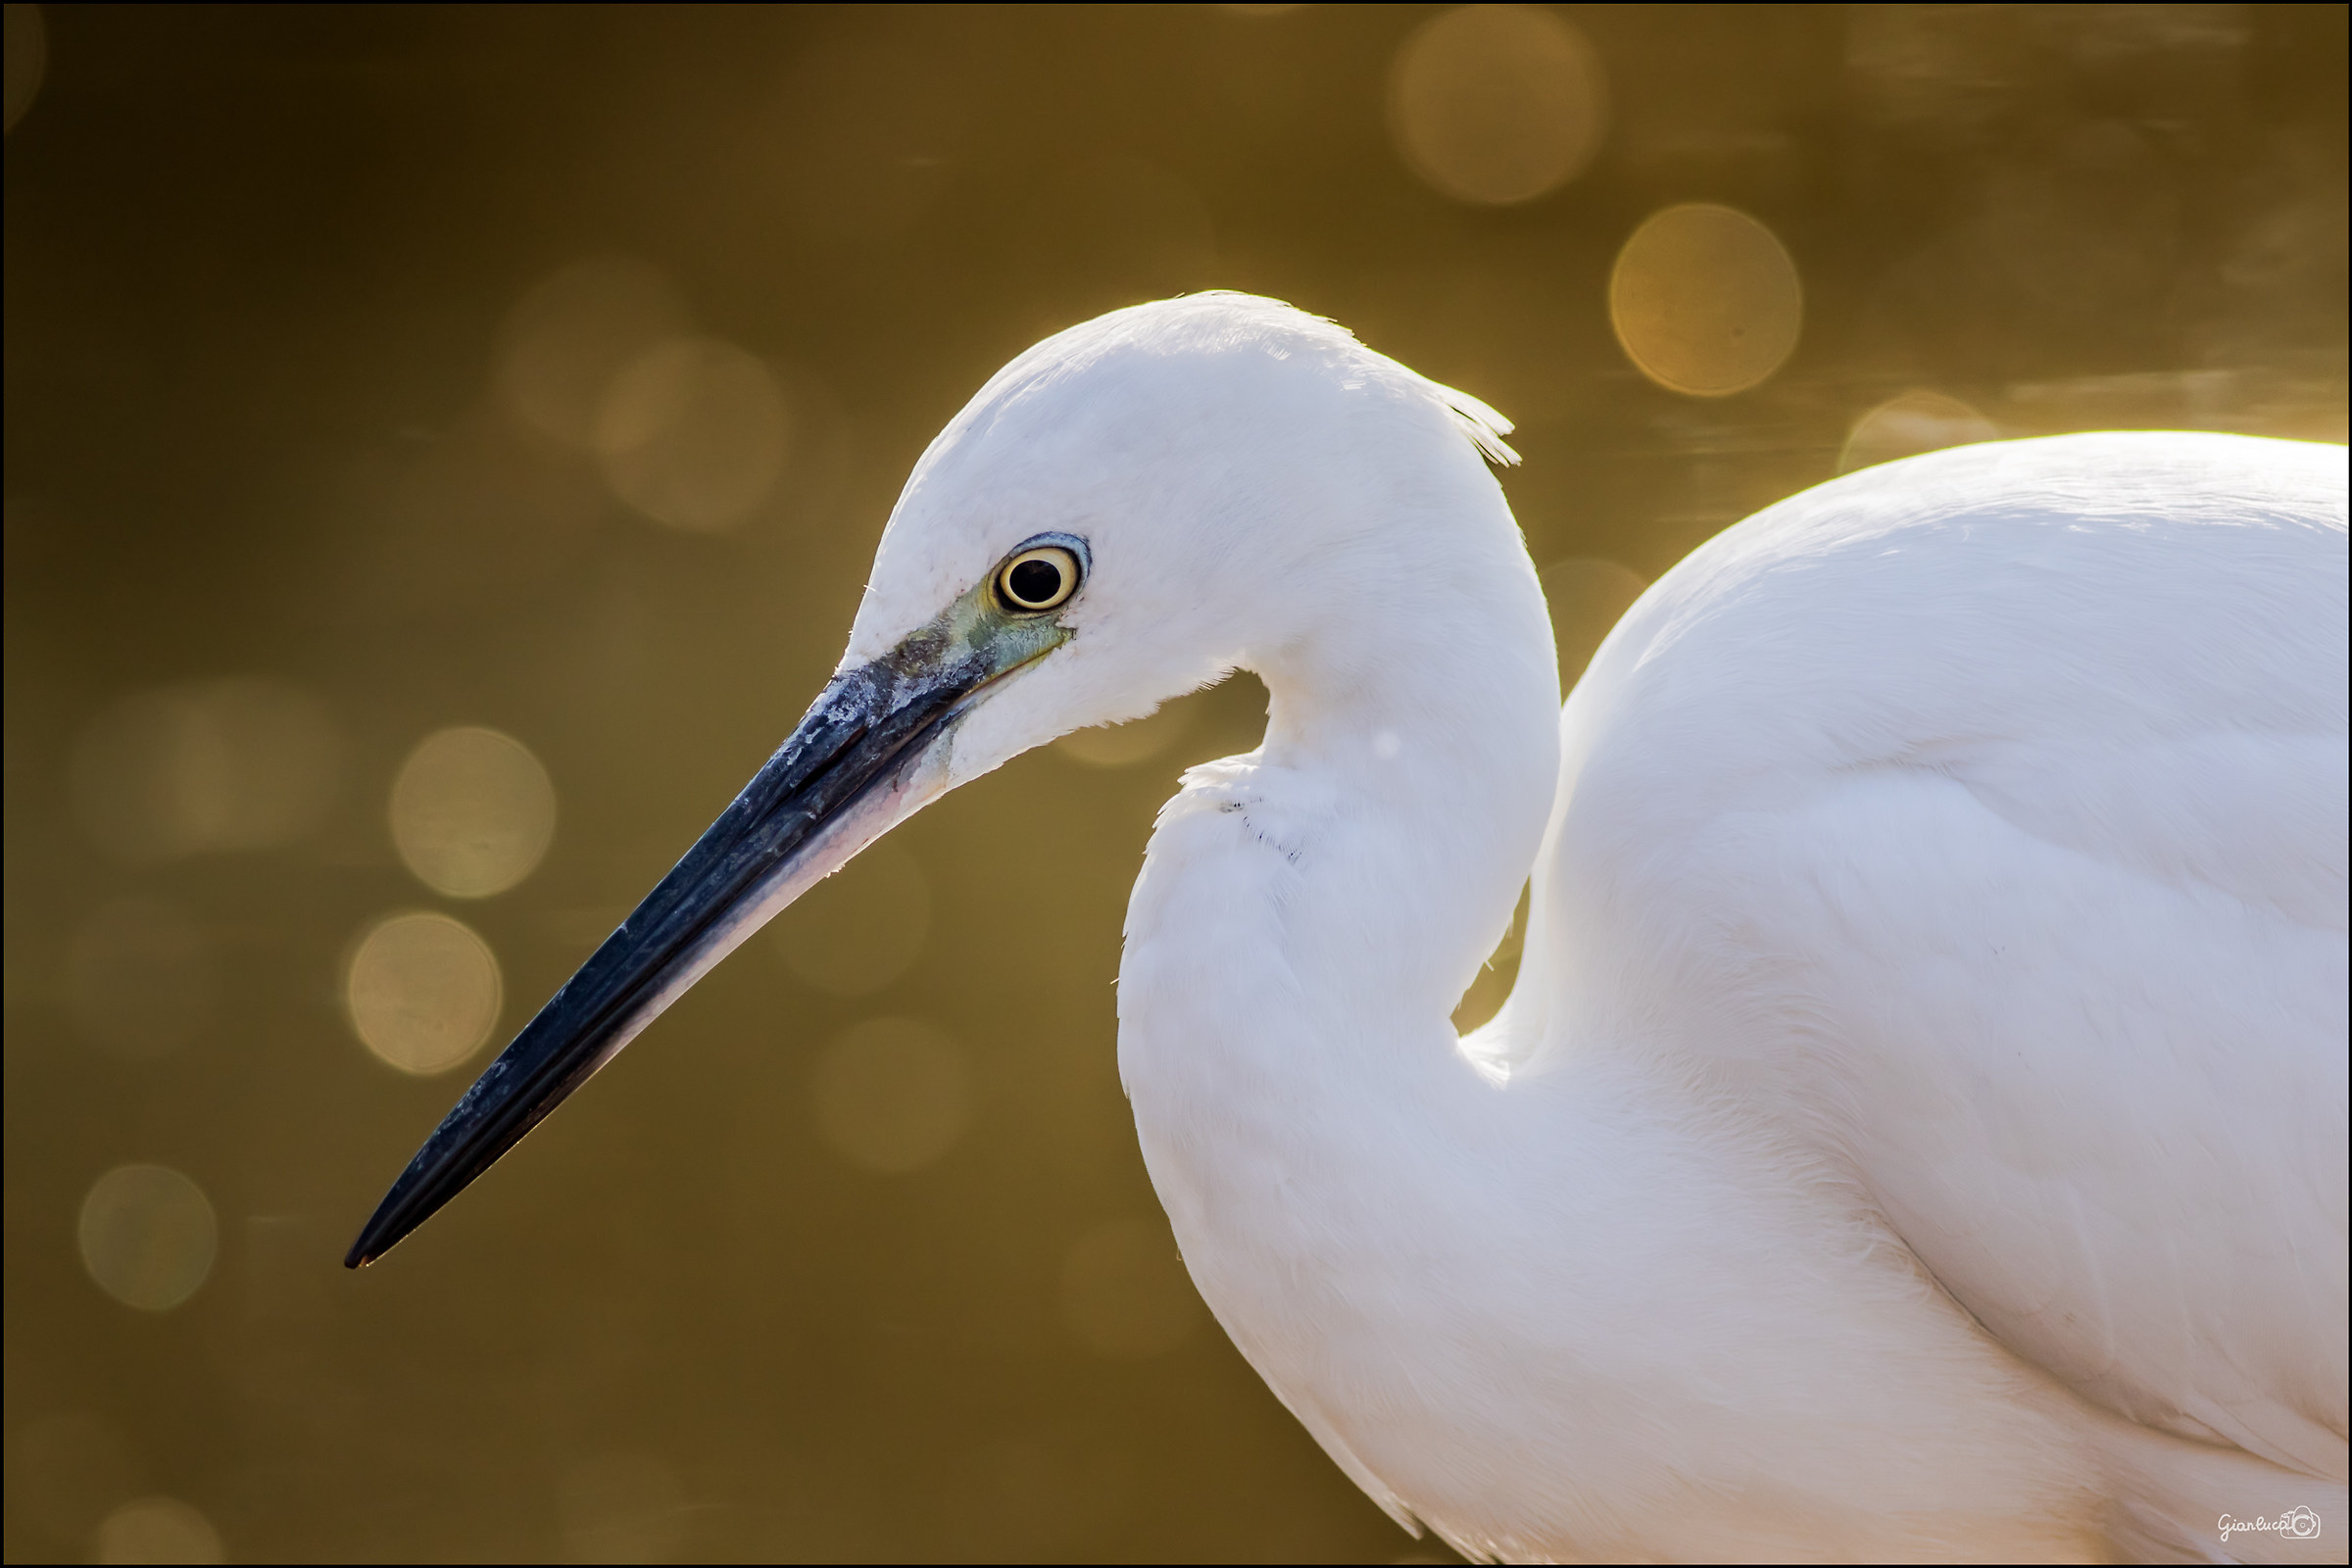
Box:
[348,293,1523,1265]
[844,291,1521,806]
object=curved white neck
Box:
[1108,493,1558,1527]
[1213,499,1564,1044]
[1111,466,1560,1209]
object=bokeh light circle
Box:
[1388,4,1608,206]
[390,725,557,899]
[1609,203,1803,397]
[1838,389,2002,473]
[495,255,690,450]
[595,337,792,533]
[812,1017,970,1174]
[77,1165,218,1312]
[345,910,504,1075]
[68,678,342,865]
[92,1497,224,1565]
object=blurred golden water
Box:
[4,4,2343,1561]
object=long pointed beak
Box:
[346,606,1050,1268]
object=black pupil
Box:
[1006,558,1062,606]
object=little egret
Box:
[350,295,2347,1562]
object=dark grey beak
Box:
[345,638,995,1268]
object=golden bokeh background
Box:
[3,4,2343,1561]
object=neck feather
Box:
[1119,473,1559,1074]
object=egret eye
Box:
[997,546,1080,612]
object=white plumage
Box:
[847,296,2345,1561]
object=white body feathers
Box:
[847,296,2348,1561]
[1118,428,2346,1561]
